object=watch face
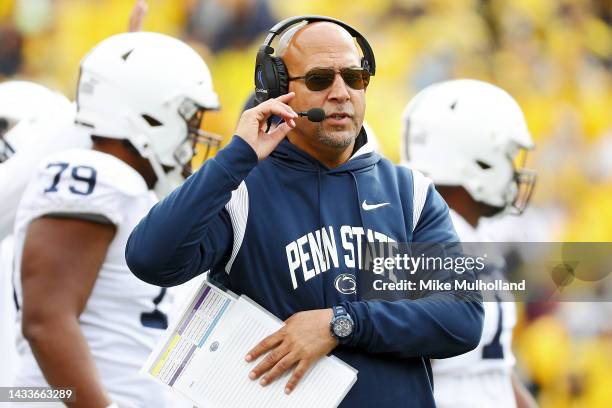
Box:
[333,317,353,338]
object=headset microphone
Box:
[297,108,325,123]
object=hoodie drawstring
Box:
[350,171,368,296]
[317,168,328,305]
[350,171,366,231]
[317,168,322,233]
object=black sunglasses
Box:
[288,67,370,91]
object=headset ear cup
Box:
[271,57,289,97]
[255,55,285,102]
[254,45,276,104]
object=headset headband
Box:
[261,15,376,75]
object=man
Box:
[127,18,483,407]
[12,32,220,407]
[401,79,538,408]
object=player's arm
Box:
[512,371,539,408]
[20,216,116,408]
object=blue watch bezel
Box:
[330,305,354,343]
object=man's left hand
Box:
[245,308,338,394]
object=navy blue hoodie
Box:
[126,132,484,407]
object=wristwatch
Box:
[330,305,354,343]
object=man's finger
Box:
[249,345,290,381]
[274,92,296,103]
[285,360,311,394]
[253,93,296,120]
[250,105,295,127]
[245,331,282,362]
[260,352,298,386]
[268,122,294,143]
[128,0,148,32]
[262,101,296,121]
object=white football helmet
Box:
[401,79,536,214]
[0,81,73,162]
[75,32,221,197]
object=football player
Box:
[401,79,538,408]
[12,32,220,407]
[0,81,88,389]
[0,81,86,239]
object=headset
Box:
[254,15,376,106]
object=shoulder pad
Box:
[20,149,148,226]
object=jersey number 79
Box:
[44,162,97,195]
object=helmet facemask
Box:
[178,98,222,176]
[507,149,537,215]
[476,145,537,217]
[151,98,222,197]
[0,118,16,163]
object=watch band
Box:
[333,305,347,318]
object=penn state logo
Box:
[334,274,356,295]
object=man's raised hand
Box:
[235,93,297,160]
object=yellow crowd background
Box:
[1,0,610,406]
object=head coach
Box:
[126,16,484,407]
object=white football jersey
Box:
[0,235,17,388]
[12,149,190,408]
[433,209,517,408]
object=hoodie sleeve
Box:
[340,183,484,359]
[126,136,258,287]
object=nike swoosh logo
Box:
[362,200,390,211]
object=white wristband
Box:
[106,403,119,408]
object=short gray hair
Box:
[276,20,308,57]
